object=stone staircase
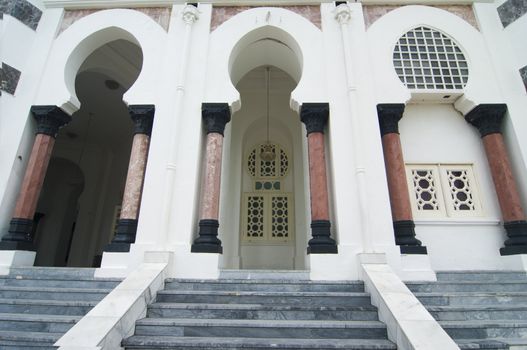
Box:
[0,267,121,350]
[122,270,397,349]
[407,271,527,349]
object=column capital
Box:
[300,103,329,135]
[377,104,405,136]
[465,104,507,137]
[30,105,71,138]
[202,103,231,135]
[129,104,155,136]
[182,4,199,25]
[334,2,352,25]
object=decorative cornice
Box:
[129,104,155,136]
[300,103,329,135]
[334,2,351,24]
[202,103,231,135]
[465,104,507,138]
[377,104,405,136]
[182,4,199,24]
[42,0,493,9]
[30,105,72,138]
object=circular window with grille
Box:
[393,27,469,90]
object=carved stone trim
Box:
[300,103,329,135]
[377,104,405,136]
[31,106,72,138]
[202,103,231,135]
[129,105,155,136]
[465,104,507,138]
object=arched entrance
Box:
[32,39,143,267]
[221,66,309,270]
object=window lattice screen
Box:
[393,27,469,90]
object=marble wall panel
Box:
[498,0,527,28]
[59,7,171,36]
[0,62,21,95]
[211,5,321,32]
[363,5,479,31]
[0,0,42,30]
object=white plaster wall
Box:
[399,103,510,270]
[0,8,64,240]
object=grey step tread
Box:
[0,312,81,323]
[439,320,527,328]
[0,275,121,282]
[407,280,527,285]
[149,303,377,311]
[0,285,113,293]
[427,304,527,311]
[0,329,62,342]
[0,298,97,307]
[136,318,386,328]
[157,290,369,297]
[167,278,361,285]
[414,291,527,297]
[456,339,509,349]
[123,336,397,349]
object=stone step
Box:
[440,320,527,339]
[0,276,120,289]
[219,270,310,280]
[435,271,527,282]
[8,267,97,280]
[456,339,509,349]
[133,318,388,339]
[414,292,527,306]
[407,281,527,293]
[0,330,60,349]
[155,290,372,306]
[427,305,527,321]
[147,302,379,320]
[0,286,111,301]
[123,336,397,349]
[0,313,78,333]
[0,298,97,316]
[165,279,363,293]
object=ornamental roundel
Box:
[393,26,469,90]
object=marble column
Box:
[377,104,427,254]
[105,105,154,252]
[466,104,527,255]
[300,103,338,254]
[0,106,71,251]
[191,103,231,254]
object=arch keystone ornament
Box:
[0,106,71,251]
[465,104,527,255]
[377,104,427,254]
[105,105,154,253]
[191,103,231,254]
[300,103,337,254]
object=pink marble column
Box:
[0,106,71,251]
[377,104,426,254]
[191,103,231,254]
[465,104,527,255]
[106,105,154,253]
[300,103,337,254]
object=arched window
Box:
[393,26,469,90]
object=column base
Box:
[501,221,527,256]
[394,220,427,255]
[307,220,338,254]
[191,219,223,254]
[0,218,36,252]
[104,219,138,253]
